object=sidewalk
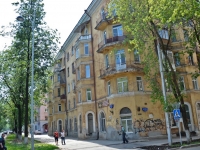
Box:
[34,134,200,150]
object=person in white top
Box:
[61,130,66,145]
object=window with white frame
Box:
[100,112,106,132]
[158,29,169,39]
[58,104,61,112]
[134,49,140,63]
[107,81,111,96]
[67,67,69,77]
[72,80,75,90]
[117,77,128,93]
[84,43,89,55]
[86,89,92,101]
[192,78,199,90]
[68,84,70,93]
[85,65,90,78]
[76,48,80,59]
[136,77,143,91]
[120,107,133,132]
[113,25,123,37]
[115,50,126,70]
[57,74,60,82]
[79,115,82,133]
[78,91,81,102]
[77,67,80,80]
[179,76,185,91]
[105,54,109,68]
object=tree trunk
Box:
[17,104,22,141]
[24,34,31,144]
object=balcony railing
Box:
[97,35,126,53]
[99,61,143,79]
[60,94,66,101]
[170,42,184,51]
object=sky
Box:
[0,0,92,51]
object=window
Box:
[113,25,123,37]
[107,81,111,95]
[72,80,75,90]
[73,98,76,108]
[179,76,185,91]
[58,104,61,112]
[67,67,69,77]
[117,77,128,93]
[86,89,92,101]
[35,125,37,130]
[67,84,70,93]
[45,116,48,121]
[100,112,106,132]
[85,28,88,35]
[72,63,75,73]
[76,48,80,59]
[58,88,60,96]
[85,65,90,78]
[188,54,194,65]
[105,54,109,68]
[67,52,69,61]
[71,46,74,56]
[78,92,81,102]
[115,50,126,70]
[58,120,62,132]
[171,29,177,42]
[120,107,133,132]
[174,53,181,66]
[45,109,47,112]
[183,29,189,41]
[192,78,199,90]
[134,49,140,63]
[184,104,191,124]
[69,119,72,132]
[158,29,169,39]
[103,31,107,44]
[74,118,78,132]
[84,43,89,55]
[101,8,105,19]
[137,77,143,91]
[79,115,82,133]
[57,74,60,82]
[77,67,80,80]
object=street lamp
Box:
[17,3,36,150]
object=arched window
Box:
[88,113,93,134]
[79,115,82,133]
[120,107,133,132]
[69,119,72,132]
[74,118,77,132]
[100,112,106,131]
[58,120,62,132]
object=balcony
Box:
[97,35,126,53]
[95,12,112,31]
[60,78,66,86]
[170,41,184,51]
[60,94,66,102]
[74,34,92,47]
[99,61,143,79]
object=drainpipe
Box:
[84,9,99,140]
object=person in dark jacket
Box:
[0,134,7,150]
[121,126,128,144]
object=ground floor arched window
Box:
[100,112,106,132]
[79,115,82,133]
[120,107,133,132]
[58,120,62,132]
[88,113,93,134]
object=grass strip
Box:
[6,134,58,150]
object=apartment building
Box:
[48,0,200,140]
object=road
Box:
[184,146,200,150]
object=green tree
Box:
[108,0,199,143]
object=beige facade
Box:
[48,0,200,140]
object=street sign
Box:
[173,109,181,120]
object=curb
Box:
[170,143,200,149]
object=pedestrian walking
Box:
[121,126,128,144]
[54,130,59,145]
[0,133,7,150]
[61,130,66,145]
